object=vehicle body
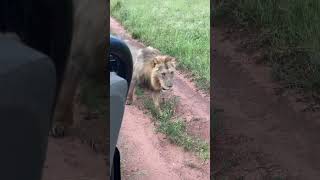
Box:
[0,1,73,178]
[0,33,58,180]
[109,35,133,180]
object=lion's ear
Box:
[171,57,176,63]
[168,57,177,67]
[165,56,176,63]
[152,58,159,67]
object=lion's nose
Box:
[168,84,173,88]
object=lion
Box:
[126,46,177,112]
[50,0,107,137]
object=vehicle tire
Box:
[109,36,133,86]
[111,147,121,180]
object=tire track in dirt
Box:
[118,106,208,180]
[213,28,320,179]
[111,17,210,179]
[173,72,210,141]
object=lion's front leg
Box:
[126,79,136,105]
[50,102,74,137]
[50,58,84,137]
[152,91,162,114]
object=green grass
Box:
[142,95,209,160]
[135,86,144,96]
[111,0,210,91]
[214,0,320,95]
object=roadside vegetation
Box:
[111,0,210,91]
[214,0,320,100]
[136,87,209,160]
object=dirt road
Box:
[111,17,210,180]
[213,28,320,179]
[43,87,107,179]
[42,137,106,180]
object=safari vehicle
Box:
[0,35,132,180]
[1,3,131,179]
[109,35,133,180]
[0,1,73,179]
[0,32,58,180]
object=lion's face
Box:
[152,55,176,90]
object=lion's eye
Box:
[170,71,174,75]
[162,73,166,76]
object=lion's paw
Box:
[49,122,67,138]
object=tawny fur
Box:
[127,46,177,112]
[51,0,107,136]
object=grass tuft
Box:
[214,0,320,96]
[143,95,209,160]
